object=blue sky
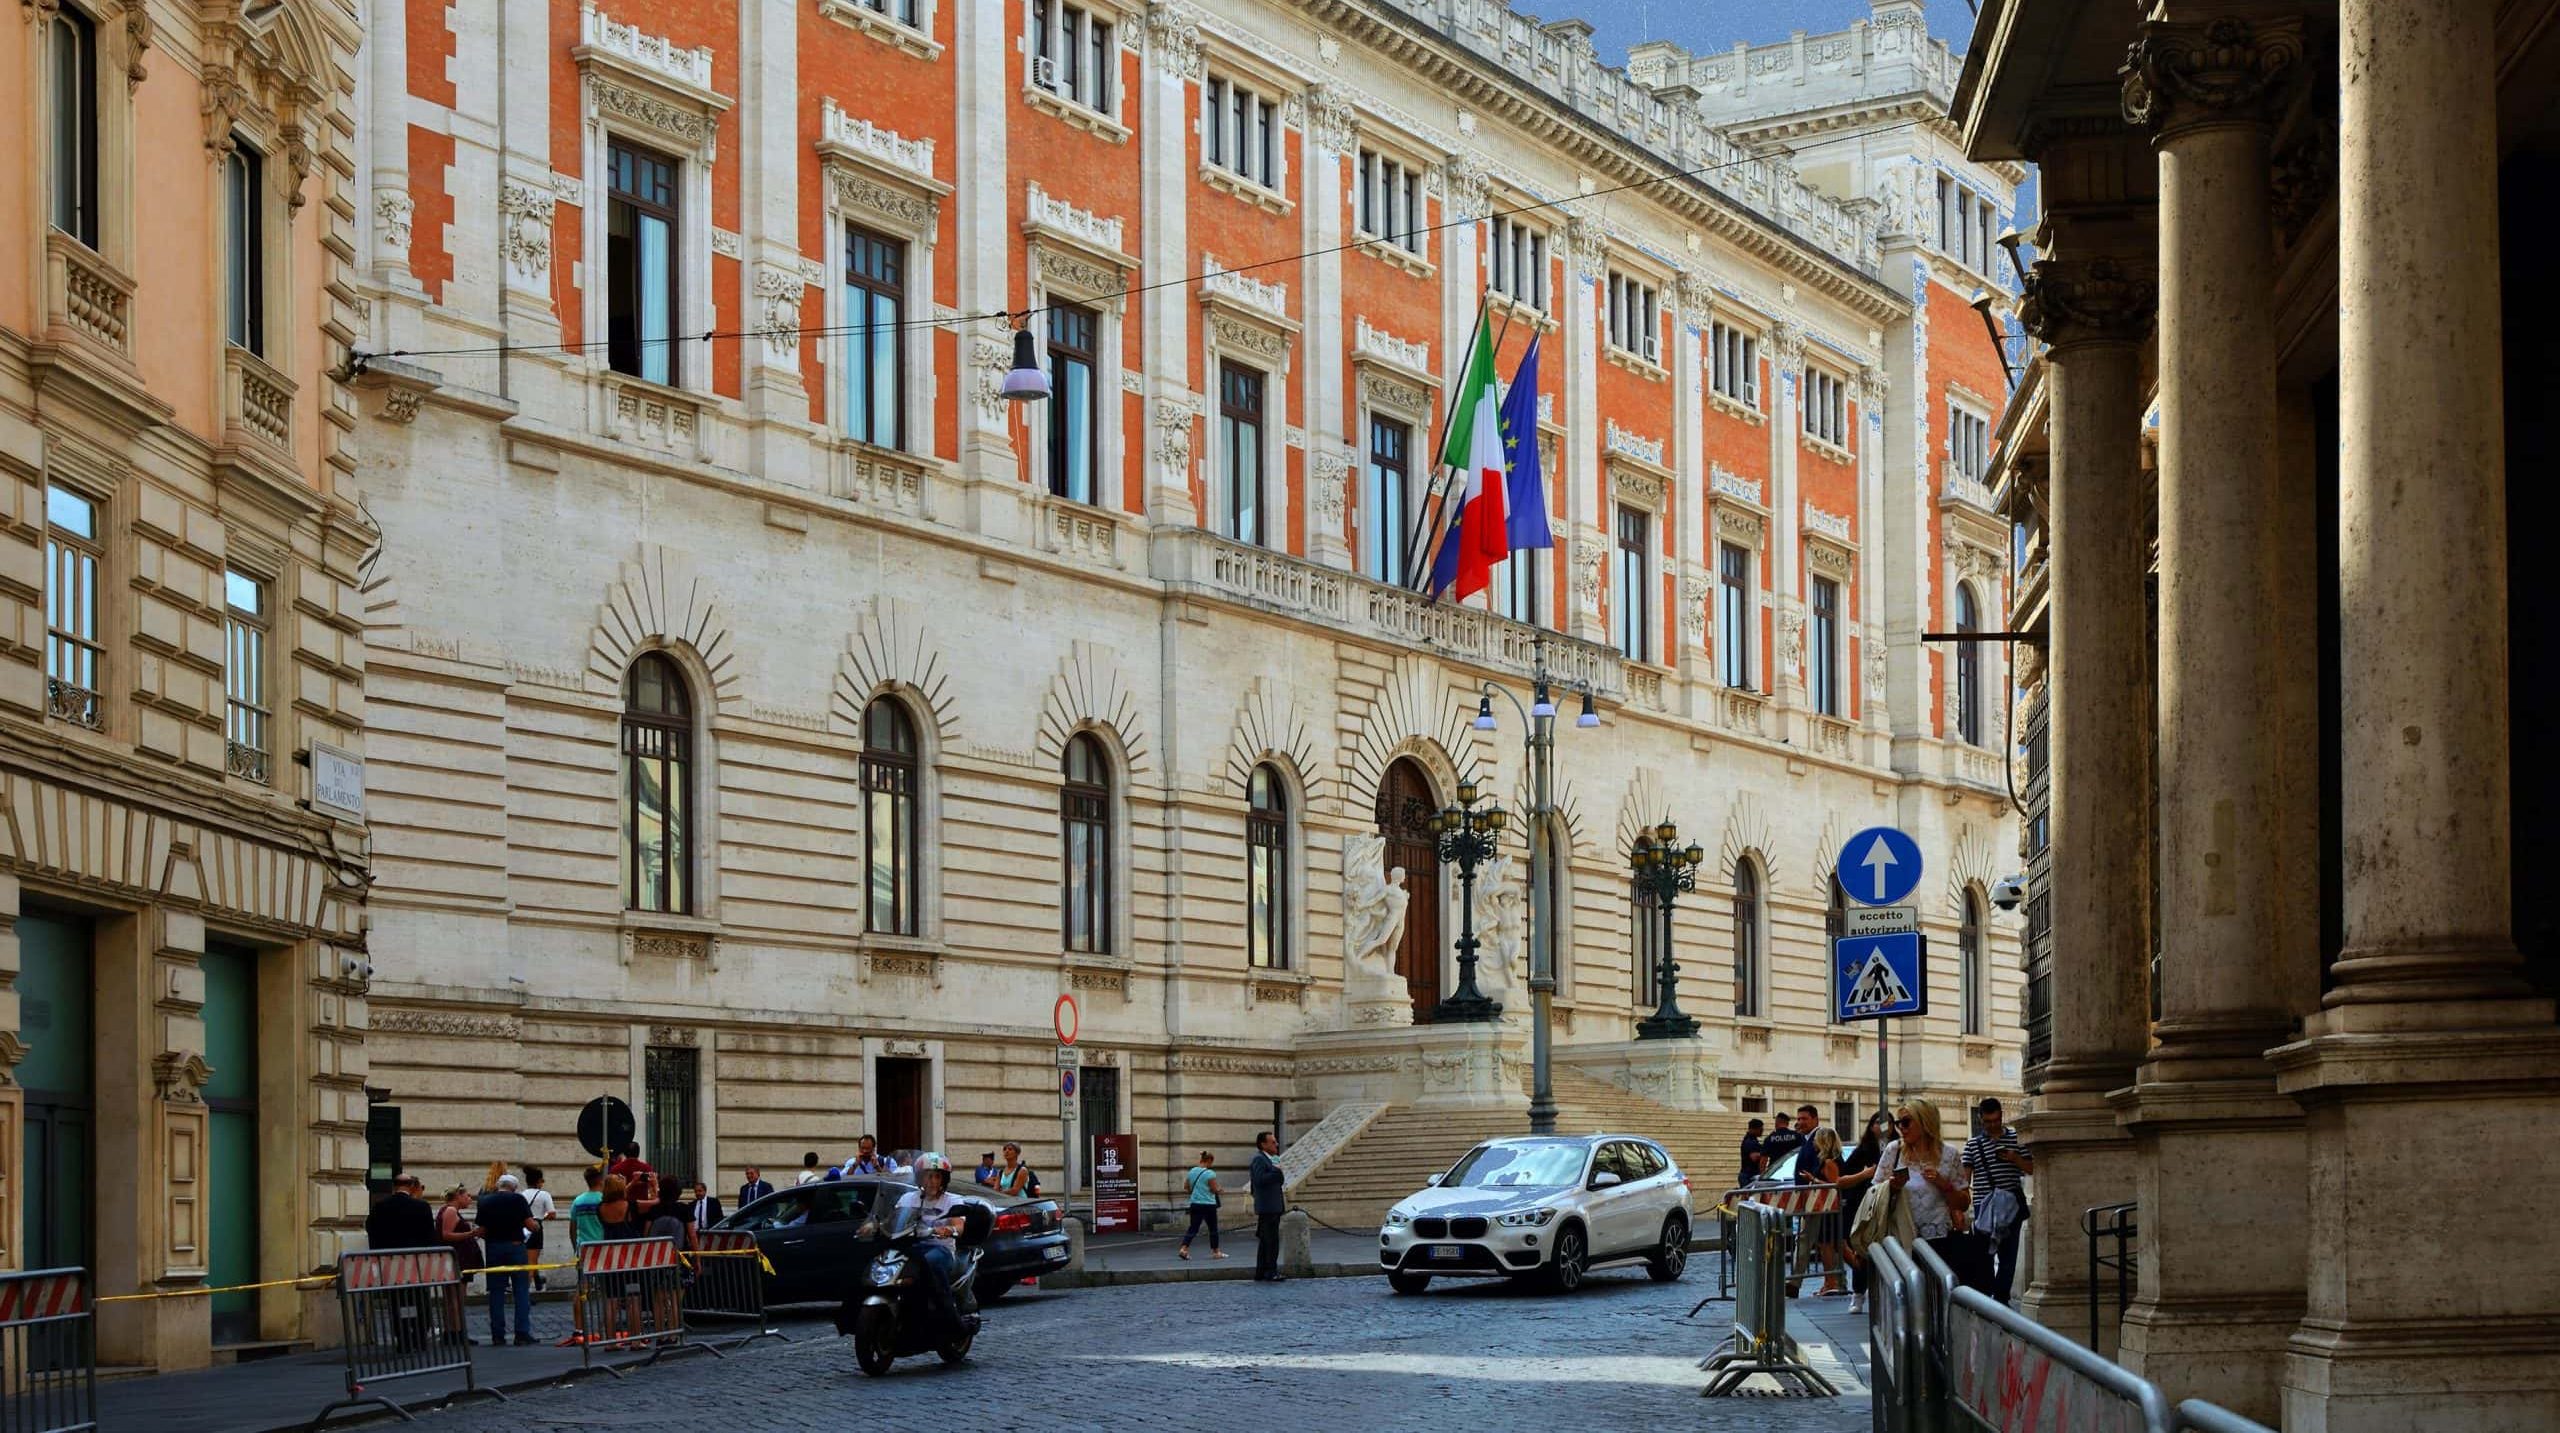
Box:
[1552,0,1979,66]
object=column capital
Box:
[2119,15,2305,137]
[2021,254,2157,350]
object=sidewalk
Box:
[1052,1227,1381,1286]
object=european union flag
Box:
[1499,338,1552,550]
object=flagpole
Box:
[1406,293,1520,594]
[1399,287,1497,590]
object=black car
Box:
[715,1177,1069,1304]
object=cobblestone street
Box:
[403,1270,1871,1431]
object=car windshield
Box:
[1441,1142,1589,1189]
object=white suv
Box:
[1377,1134,1693,1294]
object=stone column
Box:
[1562,219,1606,643]
[2013,174,2156,1356]
[365,0,416,297]
[955,0,1022,521]
[2111,16,2314,1417]
[1301,88,1355,570]
[1768,321,1806,731]
[739,0,810,486]
[2270,0,2560,1426]
[1671,272,1711,715]
[1138,3,1200,529]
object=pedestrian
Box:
[847,1135,894,1175]
[1759,1106,1808,1181]
[1249,1132,1288,1282]
[365,1171,438,1250]
[1877,1099,1982,1288]
[739,1165,774,1208]
[609,1142,652,1185]
[1839,1112,1890,1313]
[560,1167,606,1347]
[689,1180,724,1233]
[1806,1128,1849,1296]
[991,1141,1042,1197]
[1961,1097,2033,1304]
[437,1184,485,1293]
[592,1175,646,1341]
[1780,1104,1824,1295]
[973,1152,1000,1185]
[475,1173,537,1346]
[1738,1119,1766,1186]
[1177,1151,1226,1261]
[480,1160,509,1195]
[523,1166,557,1292]
[796,1151,823,1186]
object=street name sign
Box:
[1834,932,1927,1020]
[1844,905,1919,936]
[1838,826,1924,907]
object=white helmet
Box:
[912,1152,953,1176]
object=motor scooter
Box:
[838,1198,990,1375]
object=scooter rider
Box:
[892,1153,981,1334]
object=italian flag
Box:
[1438,312,1509,599]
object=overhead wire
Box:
[350,116,1933,370]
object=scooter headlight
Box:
[869,1252,906,1287]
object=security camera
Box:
[1989,875,2026,913]
[341,954,375,982]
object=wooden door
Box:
[1376,759,1443,1021]
[876,1057,927,1159]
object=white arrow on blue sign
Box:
[1838,825,1924,907]
[1834,932,1927,1021]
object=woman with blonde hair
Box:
[481,1160,509,1194]
[1878,1098,1970,1242]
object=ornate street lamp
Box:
[1429,778,1508,1024]
[1475,634,1601,1133]
[1631,820,1706,1040]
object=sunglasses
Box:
[1895,1117,1915,1127]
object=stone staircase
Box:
[1287,1061,1759,1229]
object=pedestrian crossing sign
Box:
[1834,932,1927,1021]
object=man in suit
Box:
[738,1165,774,1209]
[689,1182,725,1233]
[1248,1132,1289,1283]
[365,1172,439,1250]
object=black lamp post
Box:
[1430,779,1508,1024]
[1631,821,1705,1040]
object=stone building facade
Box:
[348,0,2022,1218]
[2,0,374,1370]
[1958,0,2560,1428]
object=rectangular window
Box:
[1803,368,1848,447]
[1203,77,1277,190]
[1494,548,1541,627]
[1710,322,1759,408]
[1363,415,1411,584]
[1217,361,1265,546]
[842,225,906,450]
[1718,541,1752,690]
[607,141,680,386]
[1949,405,1991,483]
[1031,0,1114,115]
[855,0,921,26]
[225,141,265,356]
[1047,302,1100,504]
[1355,149,1423,255]
[224,569,271,784]
[1810,575,1841,718]
[1613,506,1650,663]
[1490,214,1546,312]
[48,7,99,247]
[643,1045,699,1191]
[45,484,102,730]
[1606,272,1659,363]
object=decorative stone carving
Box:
[584,1,717,90]
[626,929,714,964]
[1570,533,1607,610]
[498,183,556,288]
[1305,86,1355,154]
[819,99,937,180]
[2021,255,2156,349]
[369,1009,528,1040]
[833,171,937,231]
[1681,573,1711,643]
[1038,247,1124,302]
[1865,629,1889,703]
[1806,540,1854,580]
[1141,1,1203,79]
[2119,16,2303,134]
[1200,259,1289,321]
[1710,465,1764,506]
[1610,463,1665,510]
[1342,832,1409,985]
[971,334,1011,421]
[1439,153,1489,218]
[754,266,803,366]
[2271,119,2336,246]
[152,1051,214,1105]
[1311,449,1352,523]
[1777,604,1806,683]
[1153,398,1195,475]
[1360,371,1431,419]
[374,187,415,257]
[590,76,715,157]
[1565,218,1606,281]
[1605,421,1664,467]
[382,389,424,424]
[1802,502,1852,543]
[1674,268,1715,318]
[1768,320,1806,371]
[1209,313,1288,364]
[648,1024,698,1047]
[709,226,743,259]
[1353,318,1430,376]
[1471,854,1525,1015]
[1028,184,1126,256]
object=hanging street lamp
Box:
[1631,821,1705,1040]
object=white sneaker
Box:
[1849,1294,1866,1314]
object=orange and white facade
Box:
[350,0,2023,1230]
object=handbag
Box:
[1848,1178,1896,1254]
[1975,1187,2024,1243]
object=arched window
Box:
[1632,876,1662,1009]
[1246,765,1289,970]
[1954,583,1984,746]
[1061,734,1112,954]
[623,653,693,914]
[1826,875,1846,1023]
[862,698,921,936]
[1961,888,1987,1035]
[1732,858,1763,1017]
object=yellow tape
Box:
[97,1273,339,1304]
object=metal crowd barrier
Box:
[1868,1237,1925,1433]
[2172,1400,2277,1432]
[313,1247,506,1427]
[575,1236,700,1375]
[2084,1201,2138,1349]
[1696,1181,1844,1311]
[682,1232,785,1350]
[1698,1201,1838,1398]
[0,1268,96,1433]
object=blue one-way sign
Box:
[1834,932,1927,1020]
[1838,826,1924,907]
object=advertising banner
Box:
[1092,1133,1140,1236]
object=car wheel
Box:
[1545,1224,1587,1293]
[1387,1270,1432,1295]
[1648,1213,1691,1282]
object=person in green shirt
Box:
[1177,1151,1225,1260]
[562,1166,606,1346]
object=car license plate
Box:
[1045,1246,1068,1261]
[1429,1245,1464,1261]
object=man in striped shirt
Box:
[1960,1097,2034,1304]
